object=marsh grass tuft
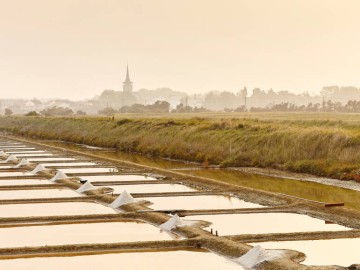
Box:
[2,113,360,179]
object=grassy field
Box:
[1,112,360,179]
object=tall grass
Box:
[1,114,360,178]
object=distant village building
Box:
[123,64,133,93]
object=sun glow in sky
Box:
[1,0,360,99]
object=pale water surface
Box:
[108,183,196,194]
[61,167,118,174]
[188,213,349,235]
[0,189,80,200]
[256,238,360,266]
[0,250,242,270]
[0,221,174,248]
[15,153,53,157]
[0,179,51,186]
[0,172,32,177]
[79,174,157,182]
[6,151,46,154]
[0,202,116,217]
[27,157,76,162]
[146,195,263,210]
[40,162,97,167]
[1,148,36,150]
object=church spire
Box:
[125,64,131,82]
[123,64,133,92]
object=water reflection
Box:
[0,189,80,200]
[40,140,360,211]
[188,213,349,235]
[0,179,52,186]
[0,202,116,217]
[146,195,263,210]
[257,238,360,266]
[0,250,242,270]
[107,184,196,194]
[0,221,176,248]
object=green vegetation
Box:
[1,113,360,179]
[25,111,40,116]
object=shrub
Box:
[25,111,40,116]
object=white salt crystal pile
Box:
[236,245,284,268]
[109,190,136,208]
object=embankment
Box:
[0,115,360,179]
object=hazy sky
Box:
[1,0,360,99]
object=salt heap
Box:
[0,151,7,157]
[50,171,68,182]
[4,154,18,163]
[109,190,135,208]
[13,158,30,168]
[31,164,47,174]
[236,245,284,269]
[76,181,96,193]
[159,214,191,231]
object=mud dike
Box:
[0,135,359,269]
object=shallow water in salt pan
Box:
[0,165,15,169]
[15,153,53,157]
[0,250,242,270]
[6,150,46,154]
[80,174,157,182]
[0,179,51,186]
[146,195,263,210]
[61,167,118,174]
[41,162,97,167]
[0,221,174,248]
[0,202,116,217]
[1,147,36,150]
[188,213,349,235]
[108,183,196,194]
[0,145,28,148]
[0,172,32,177]
[256,238,360,266]
[0,189,80,200]
[27,157,76,162]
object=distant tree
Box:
[76,110,87,116]
[147,100,170,113]
[234,105,246,112]
[31,98,42,105]
[41,106,73,116]
[171,103,193,113]
[119,106,130,113]
[118,101,170,114]
[98,107,117,116]
[193,106,211,113]
[127,104,146,113]
[98,89,137,108]
[4,108,13,116]
[25,111,40,116]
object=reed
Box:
[1,113,360,178]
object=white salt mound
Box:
[13,158,30,168]
[4,154,18,163]
[159,214,197,231]
[50,171,68,182]
[109,190,135,208]
[0,151,7,157]
[236,245,284,268]
[76,181,95,193]
[31,164,47,174]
